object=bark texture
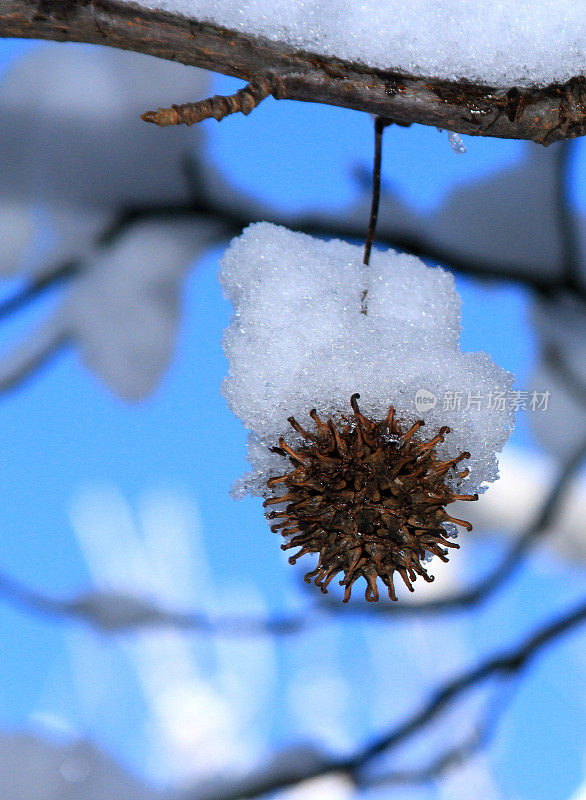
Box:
[1,0,586,143]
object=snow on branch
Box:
[1,0,586,143]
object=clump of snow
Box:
[448,131,466,154]
[221,222,514,497]
[62,218,221,401]
[143,0,586,87]
[0,44,219,399]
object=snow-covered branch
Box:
[172,597,586,799]
[1,0,586,143]
[3,592,586,799]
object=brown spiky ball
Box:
[264,394,477,603]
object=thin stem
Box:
[362,116,388,267]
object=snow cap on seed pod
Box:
[220,222,515,601]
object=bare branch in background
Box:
[0,573,307,635]
[543,340,586,409]
[0,260,78,323]
[0,434,583,635]
[0,315,68,394]
[175,597,586,799]
[555,140,583,293]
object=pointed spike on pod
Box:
[403,419,425,443]
[444,514,473,531]
[420,425,451,451]
[350,393,372,429]
[451,492,479,502]
[398,568,415,592]
[287,416,316,441]
[266,474,289,487]
[278,438,310,464]
[263,493,296,506]
[437,539,460,550]
[327,418,347,454]
[309,408,330,436]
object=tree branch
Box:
[554,141,583,292]
[2,0,586,143]
[142,77,274,126]
[176,596,586,800]
[0,315,68,394]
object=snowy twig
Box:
[0,316,68,394]
[175,597,586,799]
[1,0,586,143]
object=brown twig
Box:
[141,78,275,126]
[362,117,390,267]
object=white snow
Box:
[448,131,466,154]
[221,222,514,497]
[62,218,220,401]
[142,0,586,87]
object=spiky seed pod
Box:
[263,394,478,603]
